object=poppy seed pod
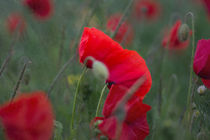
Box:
[178,23,190,42]
[92,60,109,81]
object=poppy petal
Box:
[202,78,210,89]
[193,39,210,79]
[0,91,54,140]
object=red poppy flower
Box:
[201,0,210,19]
[106,14,134,45]
[0,91,54,140]
[202,79,210,89]
[6,13,26,35]
[23,0,53,19]
[79,27,152,139]
[92,90,151,140]
[79,27,152,100]
[162,20,190,50]
[134,0,161,21]
[193,39,210,79]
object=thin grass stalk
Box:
[95,85,107,117]
[0,35,19,79]
[10,59,31,101]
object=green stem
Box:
[70,67,87,137]
[95,85,107,117]
[185,12,195,130]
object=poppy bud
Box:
[92,60,109,81]
[197,85,207,95]
[178,23,190,42]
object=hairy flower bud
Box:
[178,23,190,42]
[92,60,109,80]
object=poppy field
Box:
[0,0,210,140]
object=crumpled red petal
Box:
[97,114,149,140]
[102,85,151,119]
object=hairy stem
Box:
[95,85,107,117]
[70,67,87,138]
[184,12,195,130]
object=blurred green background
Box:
[0,0,210,139]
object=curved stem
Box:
[184,12,195,130]
[70,67,87,137]
[95,85,107,117]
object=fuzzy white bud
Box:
[197,85,207,95]
[92,60,109,81]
